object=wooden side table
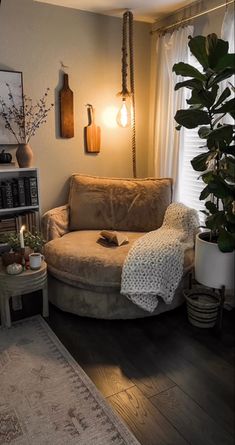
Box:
[0,261,48,328]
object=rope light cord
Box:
[128,11,137,178]
[120,12,130,97]
[118,10,137,178]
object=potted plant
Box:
[0,230,45,266]
[173,33,235,296]
[0,87,53,167]
[24,231,45,253]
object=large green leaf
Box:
[174,79,203,91]
[172,62,206,81]
[191,152,211,171]
[217,228,235,252]
[188,35,209,69]
[205,34,218,53]
[208,84,220,106]
[187,89,203,105]
[198,126,211,139]
[213,98,235,118]
[222,145,235,155]
[207,138,216,150]
[207,125,233,145]
[200,185,210,200]
[205,201,218,214]
[212,87,231,109]
[209,68,235,86]
[174,109,210,128]
[206,34,229,68]
[220,156,235,182]
[187,85,218,107]
[207,175,231,198]
[215,54,235,72]
[201,171,215,184]
[199,85,218,107]
[205,211,226,230]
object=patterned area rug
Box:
[0,316,140,445]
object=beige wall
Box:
[0,0,151,212]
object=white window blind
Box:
[178,55,206,224]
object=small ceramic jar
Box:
[6,262,23,275]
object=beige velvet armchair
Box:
[42,174,194,319]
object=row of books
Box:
[0,211,40,234]
[0,176,39,209]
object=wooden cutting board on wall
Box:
[85,104,101,153]
[59,73,74,138]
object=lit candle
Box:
[20,225,25,249]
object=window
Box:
[178,21,234,224]
[178,55,206,224]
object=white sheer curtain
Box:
[153,25,193,200]
[221,6,235,125]
[221,6,234,55]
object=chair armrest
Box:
[42,204,69,241]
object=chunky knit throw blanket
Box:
[121,203,199,312]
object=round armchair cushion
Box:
[45,230,194,293]
[45,230,143,292]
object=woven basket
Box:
[184,286,220,328]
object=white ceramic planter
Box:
[195,233,235,295]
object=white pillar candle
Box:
[20,225,25,249]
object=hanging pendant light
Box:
[116,97,131,128]
[117,11,137,177]
[117,11,132,128]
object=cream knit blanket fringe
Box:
[121,203,199,312]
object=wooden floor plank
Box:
[48,309,135,397]
[17,299,234,445]
[134,318,235,435]
[151,385,233,445]
[147,310,235,391]
[150,337,234,436]
[145,305,235,366]
[48,307,235,436]
[91,320,176,398]
[108,386,189,445]
[50,313,176,400]
[82,358,135,398]
[142,316,235,413]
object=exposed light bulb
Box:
[116,98,131,128]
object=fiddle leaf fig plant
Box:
[173,33,235,253]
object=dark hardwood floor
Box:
[10,292,235,445]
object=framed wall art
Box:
[0,70,24,144]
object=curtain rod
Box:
[151,0,234,34]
